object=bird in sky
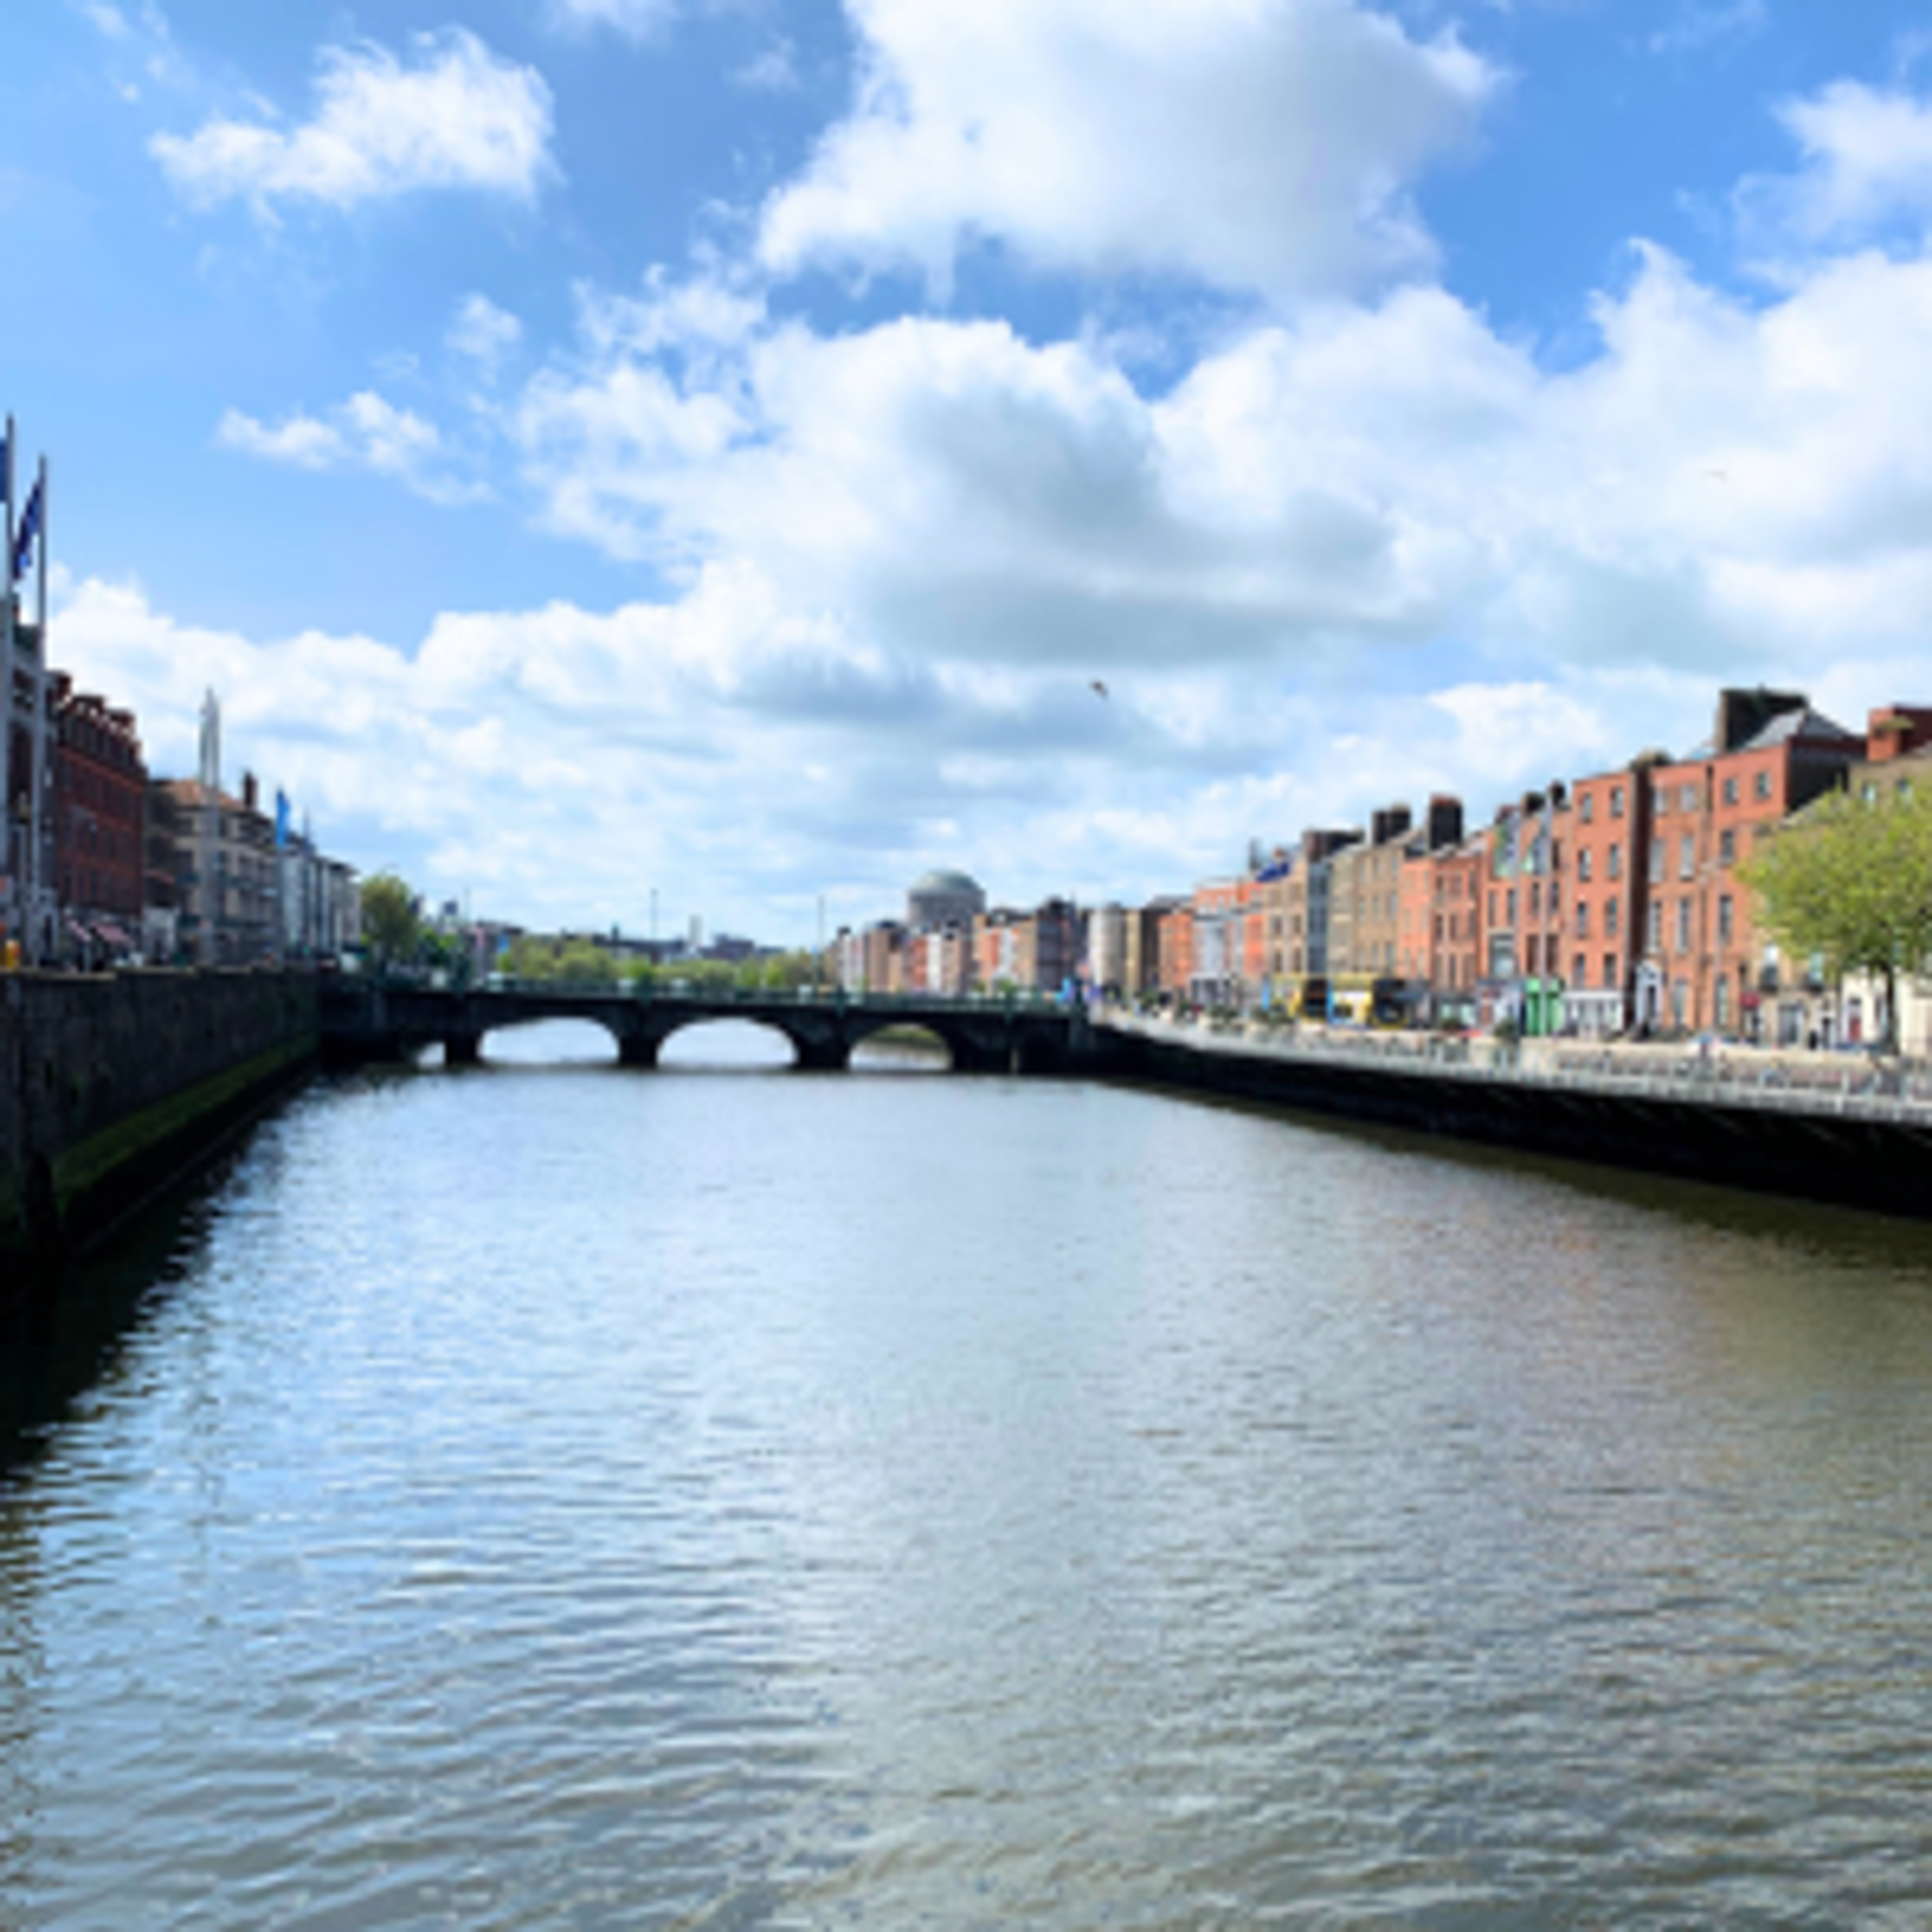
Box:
[1091,679,1109,699]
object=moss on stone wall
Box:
[3,976,322,1270]
[50,1039,311,1224]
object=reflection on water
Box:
[5,1055,1932,1925]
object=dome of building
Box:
[907,868,987,932]
[911,868,982,897]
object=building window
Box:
[1648,904,1662,951]
[1603,951,1617,990]
[1573,952,1586,988]
[1681,783,1698,813]
[1649,844,1664,885]
[1675,899,1691,953]
[1576,901,1590,938]
[1678,833,1696,880]
[1611,784,1625,819]
[1605,899,1620,937]
[1722,776,1738,805]
[1578,847,1593,881]
[1580,793,1595,824]
[1755,770,1772,800]
[1608,842,1623,880]
[1718,894,1733,944]
[1719,828,1735,865]
[1654,785,1669,817]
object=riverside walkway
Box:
[1099,1008,1932,1126]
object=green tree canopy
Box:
[360,871,421,965]
[499,935,619,985]
[1741,778,1932,1051]
[552,939,618,985]
[749,949,819,991]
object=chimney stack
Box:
[1426,793,1464,850]
[1370,803,1413,846]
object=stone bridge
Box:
[318,980,1092,1074]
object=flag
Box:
[275,789,291,848]
[12,479,42,582]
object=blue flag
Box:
[12,479,42,582]
[275,789,291,848]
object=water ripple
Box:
[6,1053,1932,1924]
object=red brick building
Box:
[51,672,146,958]
[1158,901,1194,1000]
[1637,689,1860,1037]
[1563,759,1654,1036]
[1428,831,1488,1019]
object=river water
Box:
[5,1021,1932,1927]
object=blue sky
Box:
[8,0,1932,939]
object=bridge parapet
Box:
[318,980,1091,1074]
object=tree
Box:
[751,949,818,992]
[1741,779,1932,1052]
[361,872,421,968]
[552,939,618,986]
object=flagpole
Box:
[3,418,14,958]
[28,454,49,965]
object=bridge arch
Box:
[656,1016,801,1070]
[452,1016,621,1066]
[846,1018,954,1071]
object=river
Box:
[5,1020,1932,1927]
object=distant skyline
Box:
[8,0,1932,938]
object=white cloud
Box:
[75,3,132,41]
[113,53,1932,928]
[218,391,480,504]
[484,222,1932,901]
[75,0,192,101]
[151,28,555,215]
[216,407,345,469]
[1646,0,1765,58]
[548,0,680,41]
[49,565,1265,929]
[759,0,1499,302]
[1738,82,1932,248]
[449,293,524,376]
[734,38,799,94]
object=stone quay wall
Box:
[1095,1014,1932,1224]
[2,969,320,1274]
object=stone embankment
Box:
[1097,1010,1932,1221]
[3,969,319,1298]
